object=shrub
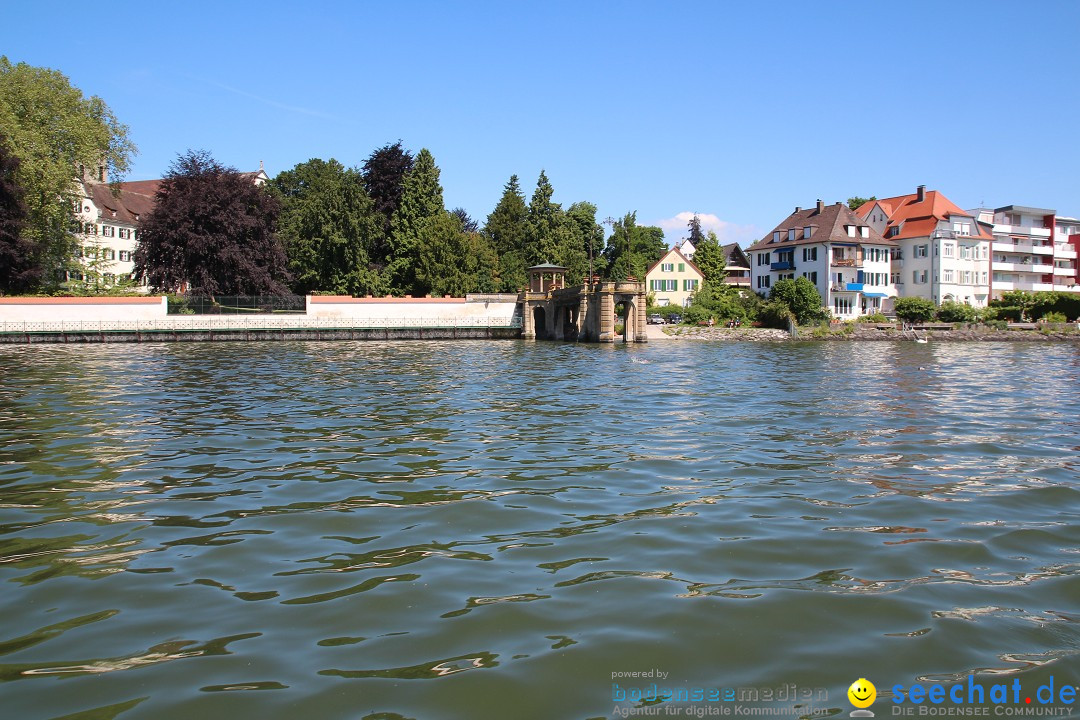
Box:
[894,297,936,323]
[758,300,794,329]
[683,305,711,325]
[857,312,889,324]
[1042,311,1067,323]
[769,277,827,325]
[983,319,1008,331]
[936,301,979,323]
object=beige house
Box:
[646,247,704,307]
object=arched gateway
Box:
[520,264,648,344]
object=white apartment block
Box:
[969,206,1080,298]
[748,200,896,320]
[860,187,991,307]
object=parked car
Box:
[647,314,665,325]
[668,313,683,325]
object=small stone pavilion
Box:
[521,263,647,343]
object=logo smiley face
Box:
[848,678,877,709]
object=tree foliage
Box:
[603,212,667,280]
[524,170,560,268]
[362,141,413,263]
[769,276,827,325]
[935,300,979,323]
[134,150,288,295]
[893,296,936,323]
[687,214,705,245]
[847,196,876,211]
[0,136,33,294]
[271,158,385,296]
[388,148,444,295]
[484,175,528,292]
[691,230,729,289]
[414,212,499,297]
[0,57,136,289]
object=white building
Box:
[68,165,269,292]
[1053,216,1080,291]
[968,205,1080,297]
[859,186,991,307]
[747,200,897,319]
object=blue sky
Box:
[3,0,1078,246]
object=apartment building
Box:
[967,206,1080,297]
[859,186,991,307]
[747,200,896,319]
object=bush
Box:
[987,306,1022,322]
[758,300,794,329]
[936,301,979,323]
[683,305,711,325]
[1042,311,1067,323]
[983,319,1008,331]
[857,312,889,324]
[894,297,936,323]
[769,277,827,325]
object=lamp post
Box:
[603,216,617,282]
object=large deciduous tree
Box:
[484,174,528,292]
[0,57,136,289]
[362,141,413,264]
[134,150,289,295]
[388,148,444,295]
[271,158,385,296]
[604,212,667,281]
[0,136,33,294]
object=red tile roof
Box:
[857,189,992,240]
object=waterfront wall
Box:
[0,296,167,322]
[307,295,519,323]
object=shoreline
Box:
[660,324,1080,342]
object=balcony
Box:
[1054,266,1077,276]
[1057,247,1078,260]
[770,261,794,271]
[993,240,1054,255]
[994,224,1052,238]
[845,282,864,292]
[831,258,862,268]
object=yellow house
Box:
[646,247,704,307]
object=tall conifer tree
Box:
[388,148,444,295]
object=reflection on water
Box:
[0,340,1078,719]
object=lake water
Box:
[1,340,1078,720]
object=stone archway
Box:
[533,306,548,340]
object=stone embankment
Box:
[661,323,1080,342]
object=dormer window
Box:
[773,231,781,242]
[847,225,856,237]
[804,226,813,239]
[860,226,869,238]
[788,229,796,242]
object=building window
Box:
[773,231,781,242]
[833,297,853,315]
[105,248,115,260]
[943,243,953,258]
[788,229,796,242]
[914,245,928,258]
[953,222,971,236]
[102,226,115,237]
[678,263,685,272]
[666,280,677,292]
[683,279,699,291]
[804,226,813,239]
[860,226,869,238]
[661,263,673,272]
[847,225,856,237]
[119,251,131,262]
[943,269,954,283]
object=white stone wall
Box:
[307,296,519,323]
[0,297,167,322]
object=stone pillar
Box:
[598,290,615,343]
[577,293,590,341]
[635,289,648,343]
[522,299,535,339]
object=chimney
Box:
[917,185,926,202]
[816,199,824,213]
[794,206,801,214]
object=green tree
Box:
[524,170,561,267]
[0,135,32,294]
[603,212,667,281]
[134,150,288,295]
[362,141,413,265]
[388,148,444,295]
[893,296,937,323]
[687,214,705,245]
[691,230,729,289]
[0,57,136,290]
[769,276,827,325]
[414,212,501,297]
[271,158,386,296]
[847,196,876,211]
[484,174,529,292]
[936,301,978,323]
